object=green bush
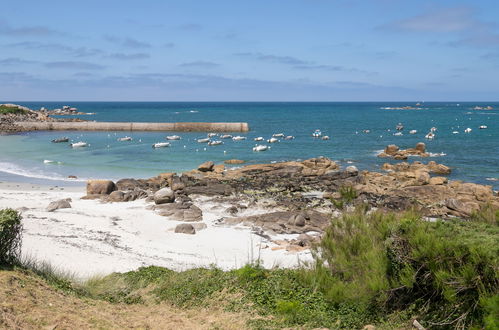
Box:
[309,209,499,328]
[0,209,23,265]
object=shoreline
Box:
[0,155,496,279]
[0,181,310,279]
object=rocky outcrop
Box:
[46,199,72,212]
[382,161,451,175]
[378,143,429,159]
[0,103,88,134]
[356,166,497,218]
[224,210,331,234]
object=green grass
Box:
[4,206,498,329]
[0,105,28,114]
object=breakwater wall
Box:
[14,121,250,132]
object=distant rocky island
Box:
[0,103,86,133]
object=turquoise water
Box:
[0,102,497,188]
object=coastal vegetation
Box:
[1,207,497,329]
[0,209,22,265]
[0,104,28,115]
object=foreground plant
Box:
[0,209,22,265]
[310,208,499,328]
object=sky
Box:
[1,0,499,101]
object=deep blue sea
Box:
[0,102,497,189]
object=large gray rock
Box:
[154,188,175,204]
[174,223,196,234]
[155,203,202,221]
[198,161,214,172]
[87,180,116,195]
[46,199,72,212]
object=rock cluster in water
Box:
[377,142,429,159]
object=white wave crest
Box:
[0,161,87,182]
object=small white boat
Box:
[322,135,330,140]
[409,130,417,134]
[208,140,223,146]
[70,141,88,148]
[425,132,435,140]
[393,132,403,136]
[284,136,295,140]
[44,160,55,164]
[464,128,472,133]
[232,136,247,141]
[254,137,264,141]
[362,129,370,134]
[267,137,279,143]
[452,131,459,134]
[312,129,322,137]
[479,125,488,129]
[430,127,437,132]
[197,138,210,143]
[253,145,268,152]
[396,123,404,131]
[152,142,170,148]
[166,135,181,140]
[208,133,218,138]
[117,136,132,142]
[220,134,233,139]
[272,133,285,137]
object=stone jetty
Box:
[14,121,250,132]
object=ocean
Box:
[0,102,497,189]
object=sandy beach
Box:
[0,181,310,278]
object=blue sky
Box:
[1,0,499,101]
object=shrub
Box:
[309,209,499,328]
[0,209,23,265]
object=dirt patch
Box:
[0,270,251,329]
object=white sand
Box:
[0,183,311,278]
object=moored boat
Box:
[253,145,268,152]
[152,142,170,148]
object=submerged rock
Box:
[224,159,245,164]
